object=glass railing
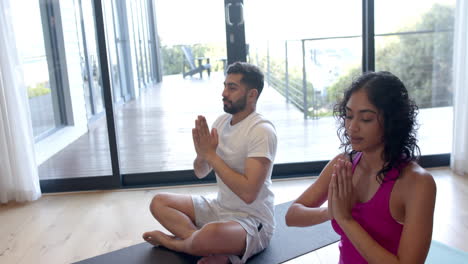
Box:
[249,28,453,121]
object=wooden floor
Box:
[38,72,452,180]
[1,167,466,264]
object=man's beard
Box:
[223,94,247,114]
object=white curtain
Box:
[451,0,468,176]
[0,0,41,203]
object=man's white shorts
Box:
[192,195,272,263]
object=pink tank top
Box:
[331,152,404,263]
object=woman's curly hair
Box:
[333,71,420,182]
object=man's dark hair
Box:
[226,62,264,97]
[333,71,420,182]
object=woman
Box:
[285,71,436,263]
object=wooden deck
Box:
[38,72,452,179]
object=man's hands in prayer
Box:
[192,115,218,161]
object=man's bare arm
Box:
[206,153,271,204]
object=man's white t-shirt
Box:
[212,112,277,233]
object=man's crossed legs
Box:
[143,193,247,264]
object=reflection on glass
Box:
[81,0,105,116]
[102,0,123,103]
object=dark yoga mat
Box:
[248,201,339,263]
[75,201,340,264]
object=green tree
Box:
[161,45,184,75]
[327,4,454,109]
[326,66,361,104]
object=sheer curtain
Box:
[451,0,468,176]
[0,0,41,203]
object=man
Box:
[143,62,277,263]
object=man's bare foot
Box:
[142,230,175,246]
[197,255,230,264]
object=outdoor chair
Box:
[181,46,211,79]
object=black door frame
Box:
[224,0,247,64]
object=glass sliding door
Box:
[244,0,362,164]
[374,0,455,155]
[8,0,453,193]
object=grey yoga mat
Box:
[75,201,340,264]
